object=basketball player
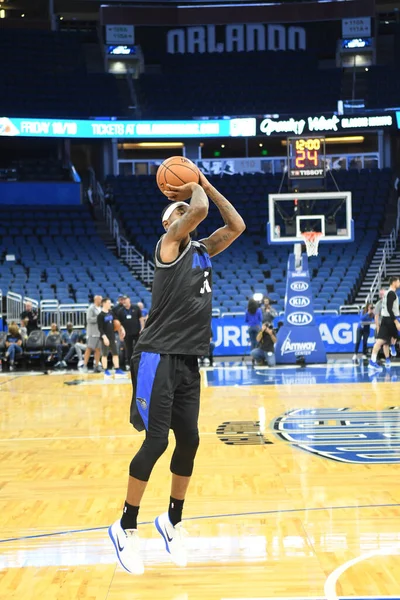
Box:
[108,173,245,575]
[369,276,400,371]
[374,287,396,360]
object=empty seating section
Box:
[0,207,151,307]
[108,168,392,314]
[135,52,342,118]
[0,29,125,118]
[7,159,71,182]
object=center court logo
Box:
[289,296,310,308]
[290,281,309,292]
[281,332,316,355]
[287,312,313,326]
[274,407,400,463]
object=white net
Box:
[301,232,323,257]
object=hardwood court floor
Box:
[0,365,400,600]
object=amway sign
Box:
[167,24,306,54]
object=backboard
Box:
[267,191,353,245]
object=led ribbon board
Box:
[0,117,256,139]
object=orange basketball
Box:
[113,319,121,332]
[156,156,199,199]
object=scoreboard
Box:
[287,137,326,179]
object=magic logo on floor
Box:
[274,407,400,463]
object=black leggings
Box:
[129,353,200,482]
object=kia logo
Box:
[289,296,310,308]
[290,282,309,292]
[287,312,313,326]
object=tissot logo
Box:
[289,296,310,308]
[287,312,313,326]
[290,281,309,292]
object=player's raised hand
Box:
[164,182,199,202]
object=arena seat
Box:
[0,29,127,118]
[135,51,342,118]
[0,206,150,306]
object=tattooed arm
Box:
[199,172,246,257]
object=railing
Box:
[118,234,155,284]
[6,292,39,325]
[96,182,155,284]
[35,301,89,331]
[59,304,89,329]
[7,292,22,323]
[339,304,361,314]
[117,153,381,177]
[40,300,60,329]
[365,197,400,304]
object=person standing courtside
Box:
[108,171,245,575]
[82,295,102,373]
[119,296,144,369]
[352,303,374,364]
[97,298,126,379]
[374,288,395,361]
[369,276,400,371]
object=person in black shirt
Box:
[120,296,144,367]
[369,276,400,370]
[5,322,23,370]
[20,301,39,335]
[97,298,125,378]
[108,172,245,575]
[251,323,277,367]
[113,295,126,320]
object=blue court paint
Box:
[1,502,399,544]
[206,363,400,387]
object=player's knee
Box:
[170,429,200,477]
[129,435,169,481]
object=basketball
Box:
[156,156,199,198]
[113,319,121,332]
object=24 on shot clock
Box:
[287,137,326,179]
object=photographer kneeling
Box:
[251,323,277,367]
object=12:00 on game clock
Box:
[287,137,326,179]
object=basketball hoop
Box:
[301,231,323,257]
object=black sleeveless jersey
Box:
[135,236,212,356]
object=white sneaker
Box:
[108,519,144,575]
[155,512,188,567]
[77,360,84,368]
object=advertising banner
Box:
[257,113,395,138]
[212,314,373,357]
[274,253,326,364]
[0,117,251,139]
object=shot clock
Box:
[287,137,326,179]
